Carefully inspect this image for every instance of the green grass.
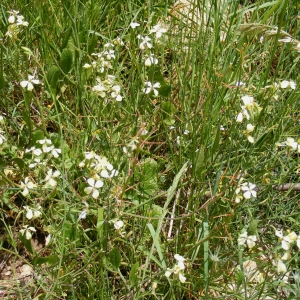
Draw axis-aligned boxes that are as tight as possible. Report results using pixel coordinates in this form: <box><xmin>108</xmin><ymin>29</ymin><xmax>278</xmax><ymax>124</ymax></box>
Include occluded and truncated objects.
<box><xmin>0</xmin><ymin>0</ymin><xmax>300</xmax><ymax>299</ymax></box>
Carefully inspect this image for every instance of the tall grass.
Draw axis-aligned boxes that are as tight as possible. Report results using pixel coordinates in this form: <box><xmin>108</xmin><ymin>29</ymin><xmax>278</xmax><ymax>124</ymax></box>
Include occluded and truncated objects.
<box><xmin>0</xmin><ymin>0</ymin><xmax>300</xmax><ymax>299</ymax></box>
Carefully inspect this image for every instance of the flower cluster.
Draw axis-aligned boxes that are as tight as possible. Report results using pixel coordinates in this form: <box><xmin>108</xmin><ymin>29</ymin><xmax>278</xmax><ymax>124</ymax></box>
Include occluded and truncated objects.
<box><xmin>165</xmin><ymin>254</ymin><xmax>187</xmax><ymax>283</ymax></box>
<box><xmin>276</xmin><ymin>137</ymin><xmax>300</xmax><ymax>156</ymax></box>
<box><xmin>132</xmin><ymin>22</ymin><xmax>167</xmax><ymax>96</ymax></box>
<box><xmin>91</xmin><ymin>76</ymin><xmax>122</xmax><ymax>101</ymax></box>
<box><xmin>25</xmin><ymin>138</ymin><xmax>61</xmax><ymax>168</ymax></box>
<box><xmin>6</xmin><ymin>10</ymin><xmax>28</xmax><ymax>40</ymax></box>
<box><xmin>84</xmin><ymin>43</ymin><xmax>123</xmax><ymax>102</ymax></box>
<box><xmin>236</xmin><ymin>95</ymin><xmax>262</xmax><ymax>144</ymax></box>
<box><xmin>79</xmin><ymin>151</ymin><xmax>118</xmax><ymax>199</ymax></box>
<box><xmin>275</xmin><ymin>229</ymin><xmax>300</xmax><ymax>273</ymax></box>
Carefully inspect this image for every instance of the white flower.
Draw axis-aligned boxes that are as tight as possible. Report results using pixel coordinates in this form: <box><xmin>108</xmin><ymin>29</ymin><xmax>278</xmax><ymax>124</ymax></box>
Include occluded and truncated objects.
<box><xmin>45</xmin><ymin>169</ymin><xmax>61</xmax><ymax>187</ymax></box>
<box><xmin>20</xmin><ymin>177</ymin><xmax>37</xmax><ymax>196</ymax></box>
<box><xmin>296</xmin><ymin>235</ymin><xmax>300</xmax><ymax>249</ymax></box>
<box><xmin>241</xmin><ymin>95</ymin><xmax>255</xmax><ymax>109</ymax></box>
<box><xmin>280</xmin><ymin>80</ymin><xmax>296</xmax><ymax>89</ymax></box>
<box><xmin>143</xmin><ymin>82</ymin><xmax>160</xmax><ymax>96</ymax></box>
<box><xmin>103</xmin><ymin>49</ymin><xmax>115</xmax><ymax>60</ymax></box>
<box><xmin>23</xmin><ymin>205</ymin><xmax>41</xmax><ymax>219</ymax></box>
<box><xmin>113</xmin><ymin>36</ymin><xmax>124</xmax><ymax>46</ymax></box>
<box><xmin>7</xmin><ymin>10</ymin><xmax>24</xmax><ymax>24</ymax></box>
<box><xmin>145</xmin><ymin>54</ymin><xmax>158</xmax><ymax>66</ymax></box>
<box><xmin>235</xmin><ymin>193</ymin><xmax>243</xmax><ymax>203</ymax></box>
<box><xmin>44</xmin><ymin>145</ymin><xmax>61</xmax><ymax>158</ymax></box>
<box><xmin>78</xmin><ymin>210</ymin><xmax>87</xmax><ymax>220</ymax></box>
<box><xmin>165</xmin><ymin>254</ymin><xmax>187</xmax><ymax>283</ymax></box>
<box><xmin>130</xmin><ymin>22</ymin><xmax>140</xmax><ymax>28</ymax></box>
<box><xmin>16</xmin><ymin>15</ymin><xmax>28</xmax><ymax>26</ymax></box>
<box><xmin>247</xmin><ymin>135</ymin><xmax>255</xmax><ymax>143</ymax></box>
<box><xmin>111</xmin><ymin>85</ymin><xmax>122</xmax><ymax>101</ymax></box>
<box><xmin>276</xmin><ymin>230</ymin><xmax>297</xmax><ymax>250</ymax></box>
<box><xmin>45</xmin><ymin>234</ymin><xmax>51</xmax><ymax>246</ymax></box>
<box><xmin>137</xmin><ymin>35</ymin><xmax>152</xmax><ymax>50</ymax></box>
<box><xmin>20</xmin><ymin>75</ymin><xmax>39</xmax><ymax>91</ymax></box>
<box><xmin>92</xmin><ymin>82</ymin><xmax>107</xmax><ymax>98</ymax></box>
<box><xmin>20</xmin><ymin>225</ymin><xmax>36</xmax><ymax>240</ymax></box>
<box><xmin>238</xmin><ymin>232</ymin><xmax>257</xmax><ymax>249</ymax></box>
<box><xmin>113</xmin><ymin>220</ymin><xmax>124</xmax><ymax>230</ymax></box>
<box><xmin>0</xmin><ymin>130</ymin><xmax>6</xmax><ymax>144</ymax></box>
<box><xmin>281</xmin><ymin>251</ymin><xmax>291</xmax><ymax>261</ymax></box>
<box><xmin>28</xmin><ymin>158</ymin><xmax>46</xmax><ymax>168</ymax></box>
<box><xmin>285</xmin><ymin>137</ymin><xmax>298</xmax><ymax>149</ymax></box>
<box><xmin>246</xmin><ymin>124</ymin><xmax>254</xmax><ymax>133</ymax></box>
<box><xmin>277</xmin><ymin>259</ymin><xmax>287</xmax><ymax>273</ymax></box>
<box><xmin>150</xmin><ymin>24</ymin><xmax>167</xmax><ymax>38</ymax></box>
<box><xmin>240</xmin><ymin>182</ymin><xmax>257</xmax><ymax>199</ymax></box>
<box><xmin>84</xmin><ymin>178</ymin><xmax>103</xmax><ymax>199</ymax></box>
<box><xmin>38</xmin><ymin>138</ymin><xmax>52</xmax><ymax>145</ymax></box>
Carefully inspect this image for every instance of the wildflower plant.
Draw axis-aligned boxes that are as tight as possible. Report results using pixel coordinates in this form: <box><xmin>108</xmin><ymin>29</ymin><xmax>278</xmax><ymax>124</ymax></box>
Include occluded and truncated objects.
<box><xmin>1</xmin><ymin>1</ymin><xmax>300</xmax><ymax>299</ymax></box>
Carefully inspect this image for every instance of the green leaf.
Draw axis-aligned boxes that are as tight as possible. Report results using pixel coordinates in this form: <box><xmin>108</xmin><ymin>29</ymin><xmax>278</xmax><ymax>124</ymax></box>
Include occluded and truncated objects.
<box><xmin>167</xmin><ymin>162</ymin><xmax>189</xmax><ymax>202</ymax></box>
<box><xmin>18</xmin><ymin>233</ymin><xmax>36</xmax><ymax>255</ymax></box>
<box><xmin>60</xmin><ymin>48</ymin><xmax>73</xmax><ymax>74</ymax></box>
<box><xmin>140</xmin><ymin>158</ymin><xmax>158</xmax><ymax>197</ymax></box>
<box><xmin>88</xmin><ymin>36</ymin><xmax>98</xmax><ymax>55</ymax></box>
<box><xmin>161</xmin><ymin>101</ymin><xmax>175</xmax><ymax>125</ymax></box>
<box><xmin>97</xmin><ymin>207</ymin><xmax>104</xmax><ymax>248</ymax></box>
<box><xmin>159</xmin><ymin>84</ymin><xmax>171</xmax><ymax>97</ymax></box>
<box><xmin>33</xmin><ymin>255</ymin><xmax>58</xmax><ymax>265</ymax></box>
<box><xmin>109</xmin><ymin>248</ymin><xmax>121</xmax><ymax>270</ymax></box>
<box><xmin>194</xmin><ymin>145</ymin><xmax>205</xmax><ymax>179</ymax></box>
<box><xmin>148</xmin><ymin>66</ymin><xmax>171</xmax><ymax>97</ymax></box>
<box><xmin>46</xmin><ymin>65</ymin><xmax>60</xmax><ymax>90</ymax></box>
<box><xmin>12</xmin><ymin>158</ymin><xmax>25</xmax><ymax>173</ymax></box>
<box><xmin>0</xmin><ymin>72</ymin><xmax>5</xmax><ymax>90</ymax></box>
<box><xmin>21</xmin><ymin>111</ymin><xmax>32</xmax><ymax>130</ymax></box>
<box><xmin>31</xmin><ymin>130</ymin><xmax>45</xmax><ymax>145</ymax></box>
<box><xmin>248</xmin><ymin>219</ymin><xmax>259</xmax><ymax>236</ymax></box>
<box><xmin>129</xmin><ymin>262</ymin><xmax>139</xmax><ymax>286</ymax></box>
<box><xmin>236</xmin><ymin>270</ymin><xmax>244</xmax><ymax>288</ymax></box>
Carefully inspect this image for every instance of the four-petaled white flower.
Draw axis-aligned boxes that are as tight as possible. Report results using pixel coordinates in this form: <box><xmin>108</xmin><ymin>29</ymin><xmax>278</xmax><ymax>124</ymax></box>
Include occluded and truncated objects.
<box><xmin>150</xmin><ymin>24</ymin><xmax>167</xmax><ymax>38</ymax></box>
<box><xmin>84</xmin><ymin>178</ymin><xmax>104</xmax><ymax>199</ymax></box>
<box><xmin>275</xmin><ymin>229</ymin><xmax>297</xmax><ymax>250</ymax></box>
<box><xmin>145</xmin><ymin>54</ymin><xmax>158</xmax><ymax>66</ymax></box>
<box><xmin>143</xmin><ymin>81</ymin><xmax>160</xmax><ymax>96</ymax></box>
<box><xmin>20</xmin><ymin>225</ymin><xmax>36</xmax><ymax>240</ymax></box>
<box><xmin>238</xmin><ymin>232</ymin><xmax>257</xmax><ymax>249</ymax></box>
<box><xmin>20</xmin><ymin>177</ymin><xmax>37</xmax><ymax>196</ymax></box>
<box><xmin>137</xmin><ymin>35</ymin><xmax>152</xmax><ymax>50</ymax></box>
<box><xmin>240</xmin><ymin>182</ymin><xmax>257</xmax><ymax>199</ymax></box>
<box><xmin>45</xmin><ymin>169</ymin><xmax>61</xmax><ymax>187</ymax></box>
<box><xmin>20</xmin><ymin>75</ymin><xmax>39</xmax><ymax>91</ymax></box>
<box><xmin>165</xmin><ymin>254</ymin><xmax>187</xmax><ymax>283</ymax></box>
